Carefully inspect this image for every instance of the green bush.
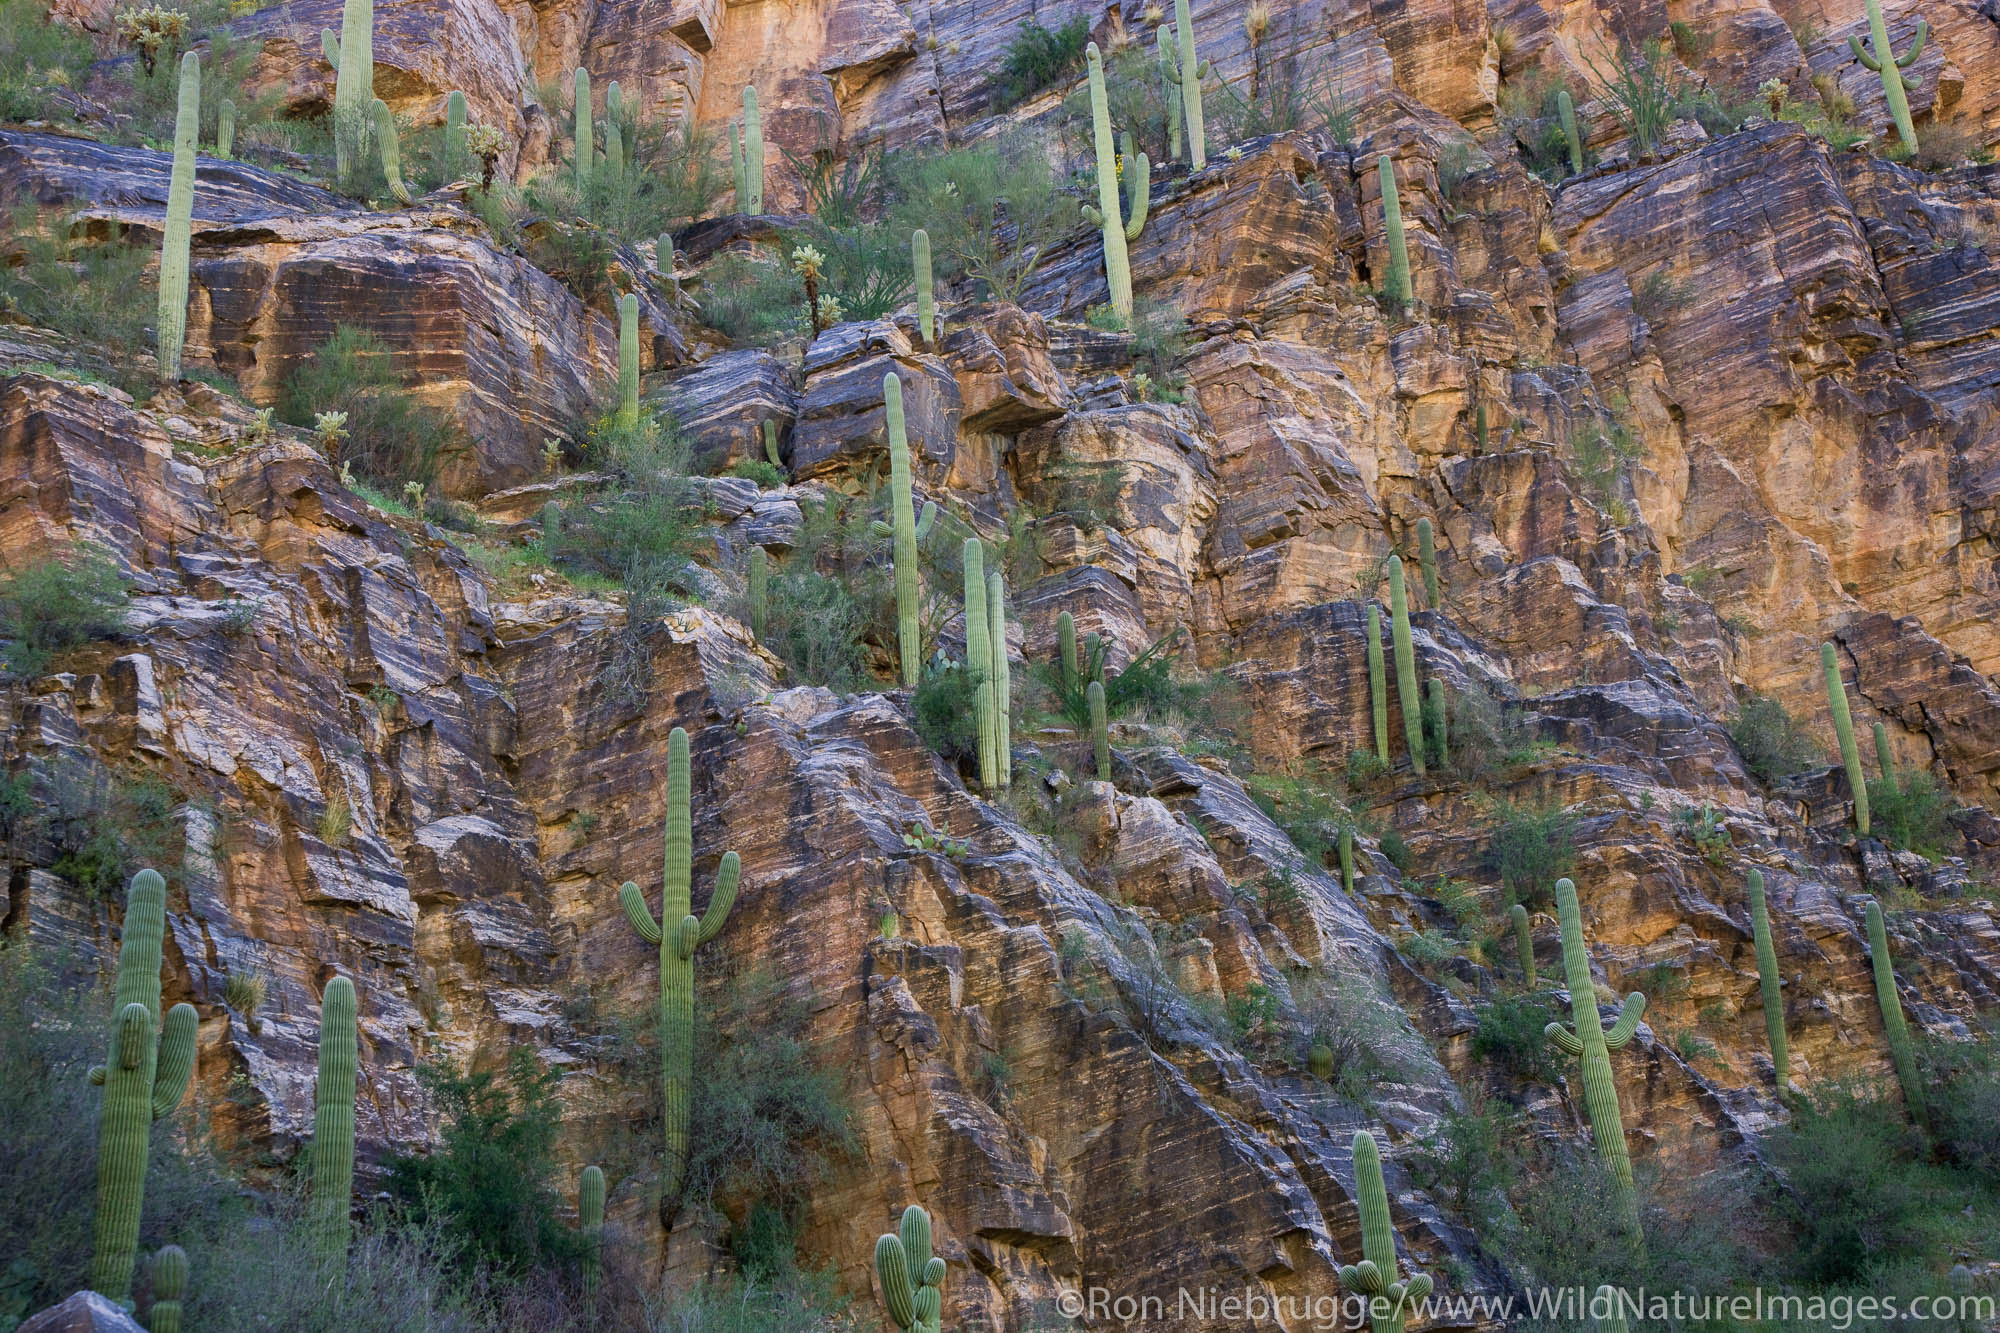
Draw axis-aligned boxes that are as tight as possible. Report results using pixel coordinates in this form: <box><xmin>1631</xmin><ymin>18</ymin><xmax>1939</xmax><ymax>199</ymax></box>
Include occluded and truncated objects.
<box><xmin>911</xmin><ymin>661</ymin><xmax>983</xmax><ymax>763</ymax></box>
<box><xmin>1868</xmin><ymin>771</ymin><xmax>1956</xmax><ymax>859</ymax></box>
<box><xmin>0</xmin><ymin>0</ymin><xmax>93</xmax><ymax>121</ymax></box>
<box><xmin>1730</xmin><ymin>692</ymin><xmax>1820</xmax><ymax>785</ymax></box>
<box><xmin>1583</xmin><ymin>37</ymin><xmax>1694</xmax><ymax>157</ymax></box>
<box><xmin>886</xmin><ymin>138</ymin><xmax>1072</xmax><ymax>305</ymax></box>
<box><xmin>1409</xmin><ymin>1096</ymin><xmax>1519</xmax><ymax>1227</ymax></box>
<box><xmin>1289</xmin><ymin>970</ymin><xmax>1424</xmax><ymax>1103</ymax></box>
<box><xmin>43</xmin><ymin>759</ymin><xmax>184</xmax><ymax>899</ymax></box>
<box><xmin>1244</xmin><ymin>769</ymin><xmax>1349</xmax><ymax>863</ymax></box>
<box><xmin>0</xmin><ymin>545</ymin><xmax>129</xmax><ymax>678</ymax></box>
<box><xmin>1029</xmin><ymin>626</ymin><xmax>1186</xmax><ymax>732</ymax></box>
<box><xmin>651</xmin><ymin>1275</ymin><xmax>851</xmax><ymax>1333</ymax></box>
<box><xmin>1472</xmin><ymin>992</ymin><xmax>1565</xmax><ymax>1083</ymax></box>
<box><xmin>0</xmin><ymin>211</ymin><xmax>156</xmax><ymax>392</ymax></box>
<box><xmin>696</xmin><ymin>254</ymin><xmax>805</xmax><ymax>346</ymax></box>
<box><xmin>1767</xmin><ymin>1083</ymin><xmax>1945</xmax><ymax>1286</ymax></box>
<box><xmin>1924</xmin><ymin>1030</ymin><xmax>2000</xmax><ymax>1181</ymax></box>
<box><xmin>994</xmin><ymin>17</ymin><xmax>1089</xmax><ymax>107</ymax></box>
<box><xmin>757</xmin><ymin>563</ymin><xmax>872</xmax><ymax>692</ymax></box>
<box><xmin>726</xmin><ymin>459</ymin><xmax>786</xmax><ymax>488</ymax></box>
<box><xmin>1486</xmin><ymin>798</ymin><xmax>1576</xmax><ymax>908</ymax></box>
<box><xmin>280</xmin><ymin>326</ymin><xmax>457</xmax><ymax>485</ymax></box>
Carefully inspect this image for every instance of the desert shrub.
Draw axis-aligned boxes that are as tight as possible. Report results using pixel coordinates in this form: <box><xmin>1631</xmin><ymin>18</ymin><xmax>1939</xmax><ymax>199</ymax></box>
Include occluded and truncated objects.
<box><xmin>1583</xmin><ymin>37</ymin><xmax>1694</xmax><ymax>157</ymax></box>
<box><xmin>0</xmin><ymin>0</ymin><xmax>93</xmax><ymax>121</ymax></box>
<box><xmin>38</xmin><ymin>757</ymin><xmax>184</xmax><ymax>899</ymax></box>
<box><xmin>1291</xmin><ymin>969</ymin><xmax>1424</xmax><ymax>1102</ymax></box>
<box><xmin>1045</xmin><ymin>461</ymin><xmax>1124</xmax><ymax>532</ymax></box>
<box><xmin>1730</xmin><ymin>692</ymin><xmax>1820</xmax><ymax>784</ymax></box>
<box><xmin>1567</xmin><ymin>412</ymin><xmax>1642</xmax><ymax>520</ymax></box>
<box><xmin>1064</xmin><ymin>41</ymin><xmax>1174</xmax><ymax>163</ymax></box>
<box><xmin>886</xmin><ymin>139</ymin><xmax>1071</xmax><ymax>304</ymax></box>
<box><xmin>545</xmin><ymin>414</ymin><xmax>703</xmax><ymax>608</ymax></box>
<box><xmin>1675</xmin><ymin>801</ymin><xmax>1732</xmax><ymax>865</ymax></box>
<box><xmin>280</xmin><ymin>326</ymin><xmax>457</xmax><ymax>485</ymax></box>
<box><xmin>1923</xmin><ymin>1030</ymin><xmax>2000</xmax><ymax>1181</ymax></box>
<box><xmin>1409</xmin><ymin>1095</ymin><xmax>1519</xmax><ymax>1227</ymax></box>
<box><xmin>1029</xmin><ymin>627</ymin><xmax>1187</xmax><ymax>732</ymax></box>
<box><xmin>757</xmin><ymin>561</ymin><xmax>872</xmax><ymax>691</ymax></box>
<box><xmin>911</xmin><ymin>661</ymin><xmax>983</xmax><ymax>763</ymax></box>
<box><xmin>994</xmin><ymin>16</ymin><xmax>1088</xmax><ymax>107</ymax></box>
<box><xmin>0</xmin><ymin>545</ymin><xmax>130</xmax><ymax>678</ymax></box>
<box><xmin>1472</xmin><ymin>991</ymin><xmax>1565</xmax><ymax>1083</ymax></box>
<box><xmin>1766</xmin><ymin>1083</ymin><xmax>1946</xmax><ymax>1286</ymax></box>
<box><xmin>1486</xmin><ymin>798</ymin><xmax>1576</xmax><ymax>908</ymax></box>
<box><xmin>1210</xmin><ymin>35</ymin><xmax>1355</xmax><ymax>143</ymax></box>
<box><xmin>1868</xmin><ymin>771</ymin><xmax>1956</xmax><ymax>859</ymax></box>
<box><xmin>0</xmin><ymin>212</ymin><xmax>156</xmax><ymax>391</ymax></box>
<box><xmin>1498</xmin><ymin>66</ymin><xmax>1592</xmax><ymax>182</ymax></box>
<box><xmin>726</xmin><ymin>459</ymin><xmax>785</xmax><ymax>487</ymax></box>
<box><xmin>1244</xmin><ymin>768</ymin><xmax>1350</xmax><ymax>864</ymax></box>
<box><xmin>781</xmin><ymin>122</ymin><xmax>908</xmax><ymax>323</ymax></box>
<box><xmin>648</xmin><ymin>1275</ymin><xmax>851</xmax><ymax>1333</ymax></box>
<box><xmin>696</xmin><ymin>254</ymin><xmax>805</xmax><ymax>346</ymax></box>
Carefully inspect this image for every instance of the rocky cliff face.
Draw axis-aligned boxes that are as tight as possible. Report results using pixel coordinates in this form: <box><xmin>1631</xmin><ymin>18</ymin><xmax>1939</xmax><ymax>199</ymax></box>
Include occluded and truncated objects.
<box><xmin>7</xmin><ymin>0</ymin><xmax>2000</xmax><ymax>1325</ymax></box>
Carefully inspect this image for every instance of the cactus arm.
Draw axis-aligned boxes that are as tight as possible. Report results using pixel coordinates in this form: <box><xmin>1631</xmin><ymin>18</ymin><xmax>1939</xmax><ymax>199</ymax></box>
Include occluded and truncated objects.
<box><xmin>1849</xmin><ymin>33</ymin><xmax>1883</xmax><ymax>69</ymax></box>
<box><xmin>914</xmin><ymin>501</ymin><xmax>937</xmax><ymax>540</ymax></box>
<box><xmin>1157</xmin><ymin>27</ymin><xmax>1184</xmax><ymax>161</ymax></box>
<box><xmin>1873</xmin><ymin>722</ymin><xmax>1896</xmax><ymax>785</ymax></box>
<box><xmin>322</xmin><ymin>29</ymin><xmax>339</xmax><ymax>63</ymax></box>
<box><xmin>1124</xmin><ymin>153</ymin><xmax>1150</xmax><ymax>241</ymax></box>
<box><xmin>1081</xmin><ymin>204</ymin><xmax>1105</xmax><ymax>227</ymax></box>
<box><xmin>1546</xmin><ymin>1021</ymin><xmax>1585</xmax><ymax>1057</ymax></box>
<box><xmin>876</xmin><ymin>1232</ymin><xmax>918</xmax><ymax>1328</ymax></box>
<box><xmin>372</xmin><ymin>98</ymin><xmax>413</xmax><ymax>204</ymax></box>
<box><xmin>619</xmin><ymin>880</ymin><xmax>664</xmax><ymax>944</ymax></box>
<box><xmin>150</xmin><ymin>1002</ymin><xmax>198</xmax><ymax>1119</ymax></box>
<box><xmin>676</xmin><ymin>914</ymin><xmax>700</xmax><ymax>960</ymax></box>
<box><xmin>731</xmin><ymin>123</ymin><xmax>745</xmax><ymax>207</ymax></box>
<box><xmin>1513</xmin><ymin>902</ymin><xmax>1536</xmax><ymax>985</ymax></box>
<box><xmin>694</xmin><ymin>851</ymin><xmax>739</xmax><ymax>947</ymax></box>
<box><xmin>1898</xmin><ymin>18</ymin><xmax>1927</xmax><ymax>66</ymax></box>
<box><xmin>963</xmin><ymin>540</ymin><xmax>995</xmax><ymax>787</ymax></box>
<box><xmin>1602</xmin><ymin>992</ymin><xmax>1647</xmax><ymax>1050</ymax></box>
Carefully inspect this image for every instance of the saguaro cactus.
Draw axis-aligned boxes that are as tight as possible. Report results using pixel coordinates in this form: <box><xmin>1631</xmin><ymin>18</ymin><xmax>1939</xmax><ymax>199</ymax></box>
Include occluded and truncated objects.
<box><xmin>1746</xmin><ymin>868</ymin><xmax>1788</xmax><ymax>1085</ymax></box>
<box><xmin>1558</xmin><ymin>89</ymin><xmax>1583</xmax><ymax>175</ymax></box>
<box><xmin>1874</xmin><ymin>722</ymin><xmax>1896</xmax><ymax>787</ymax></box>
<box><xmin>309</xmin><ymin>975</ymin><xmax>357</xmax><ymax>1267</ymax></box>
<box><xmin>1865</xmin><ymin>900</ymin><xmax>1926</xmax><ymax>1127</ymax></box>
<box><xmin>1366</xmin><ymin>604</ymin><xmax>1390</xmax><ymax>764</ymax></box>
<box><xmin>578</xmin><ymin>1165</ymin><xmax>605</xmax><ymax>1295</ymax></box>
<box><xmin>1378</xmin><ymin>155</ymin><xmax>1411</xmax><ymax>311</ymax></box>
<box><xmin>217</xmin><ymin>96</ymin><xmax>235</xmax><ymax>158</ymax></box>
<box><xmin>89</xmin><ymin>869</ymin><xmax>198</xmax><ymax>1304</ymax></box>
<box><xmin>603</xmin><ymin>82</ymin><xmax>625</xmax><ymax>179</ymax></box>
<box><xmin>323</xmin><ymin>0</ymin><xmax>373</xmax><ymax>191</ymax></box>
<box><xmin>1169</xmin><ymin>0</ymin><xmax>1208</xmax><ymax>169</ymax></box>
<box><xmin>1822</xmin><ymin>642</ymin><xmax>1870</xmax><ymax>836</ymax></box>
<box><xmin>1337</xmin><ymin>1130</ymin><xmax>1434</xmax><ymax>1333</ymax></box>
<box><xmin>372</xmin><ymin>98</ymin><xmax>412</xmax><ymax>204</ymax></box>
<box><xmin>572</xmin><ymin>68</ymin><xmax>593</xmax><ymax>192</ymax></box>
<box><xmin>1849</xmin><ymin>0</ymin><xmax>1925</xmax><ymax>153</ymax></box>
<box><xmin>157</xmin><ymin>51</ymin><xmax>198</xmax><ymax>384</ymax></box>
<box><xmin>1058</xmin><ymin>611</ymin><xmax>1081</xmax><ymax>695</ymax></box>
<box><xmin>732</xmin><ymin>86</ymin><xmax>763</xmax><ymax>214</ymax></box>
<box><xmin>987</xmin><ymin>567</ymin><xmax>1011</xmax><ymax>788</ymax></box>
<box><xmin>1544</xmin><ymin>877</ymin><xmax>1646</xmax><ymax>1240</ymax></box>
<box><xmin>762</xmin><ymin>419</ymin><xmax>782</xmax><ymax>468</ymax></box>
<box><xmin>1513</xmin><ymin>902</ymin><xmax>1535</xmax><ymax>986</ymax></box>
<box><xmin>1594</xmin><ymin>1284</ymin><xmax>1629</xmax><ymax>1333</ymax></box>
<box><xmin>964</xmin><ymin>540</ymin><xmax>998</xmax><ymax>789</ymax></box>
<box><xmin>1089</xmin><ymin>678</ymin><xmax>1110</xmax><ymax>780</ymax></box>
<box><xmin>887</xmin><ymin>374</ymin><xmax>922</xmax><ymax>686</ymax></box>
<box><xmin>1339</xmin><ymin>825</ymin><xmax>1355</xmax><ymax>894</ymax></box>
<box><xmin>1476</xmin><ymin>401</ymin><xmax>1488</xmax><ymax>452</ymax></box>
<box><xmin>747</xmin><ymin>546</ymin><xmax>768</xmax><ymax>643</ymax></box>
<box><xmin>1416</xmin><ymin>518</ymin><xmax>1439</xmax><ymax>607</ymax></box>
<box><xmin>1424</xmin><ymin>678</ymin><xmax>1449</xmax><ymax>768</ymax></box>
<box><xmin>1081</xmin><ymin>44</ymin><xmax>1149</xmax><ymax>322</ymax></box>
<box><xmin>1388</xmin><ymin>556</ymin><xmax>1425</xmax><ymax>776</ymax></box>
<box><xmin>617</xmin><ymin>293</ymin><xmax>640</xmax><ymax>423</ymax></box>
<box><xmin>1155</xmin><ymin>26</ymin><xmax>1185</xmax><ymax>161</ymax></box>
<box><xmin>620</xmin><ymin>728</ymin><xmax>740</xmax><ymax>1208</ymax></box>
<box><xmin>442</xmin><ymin>89</ymin><xmax>466</xmax><ymax>180</ymax></box>
<box><xmin>148</xmin><ymin>1245</ymin><xmax>186</xmax><ymax>1333</ymax></box>
<box><xmin>874</xmin><ymin>1204</ymin><xmax>946</xmax><ymax>1333</ymax></box>
<box><xmin>913</xmin><ymin>230</ymin><xmax>935</xmax><ymax>346</ymax></box>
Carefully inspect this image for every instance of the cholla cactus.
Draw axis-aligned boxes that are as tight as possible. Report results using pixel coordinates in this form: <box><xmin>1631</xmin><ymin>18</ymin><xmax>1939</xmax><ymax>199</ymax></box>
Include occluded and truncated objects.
<box><xmin>464</xmin><ymin>123</ymin><xmax>504</xmax><ymax>192</ymax></box>
<box><xmin>1757</xmin><ymin>77</ymin><xmax>1788</xmax><ymax>115</ymax></box>
<box><xmin>313</xmin><ymin>411</ymin><xmax>349</xmax><ymax>455</ymax></box>
<box><xmin>540</xmin><ymin>438</ymin><xmax>563</xmax><ymax>474</ymax></box>
<box><xmin>244</xmin><ymin>407</ymin><xmax>275</xmax><ymax>444</ymax></box>
<box><xmin>115</xmin><ymin>6</ymin><xmax>187</xmax><ymax>76</ymax></box>
<box><xmin>792</xmin><ymin>245</ymin><xmax>830</xmax><ymax>335</ymax></box>
<box><xmin>402</xmin><ymin>480</ymin><xmax>426</xmax><ymax>511</ymax></box>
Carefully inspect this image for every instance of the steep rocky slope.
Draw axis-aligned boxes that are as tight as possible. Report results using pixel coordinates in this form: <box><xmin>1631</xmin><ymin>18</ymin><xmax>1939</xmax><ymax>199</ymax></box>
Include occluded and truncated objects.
<box><xmin>7</xmin><ymin>0</ymin><xmax>2000</xmax><ymax>1326</ymax></box>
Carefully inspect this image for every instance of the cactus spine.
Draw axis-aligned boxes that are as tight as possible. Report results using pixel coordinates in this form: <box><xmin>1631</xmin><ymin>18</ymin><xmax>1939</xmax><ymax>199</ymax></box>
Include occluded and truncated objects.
<box><xmin>1058</xmin><ymin>611</ymin><xmax>1080</xmax><ymax>695</ymax></box>
<box><xmin>1416</xmin><ymin>518</ymin><xmax>1439</xmax><ymax>607</ymax></box>
<box><xmin>1874</xmin><ymin>722</ymin><xmax>1896</xmax><ymax>786</ymax></box>
<box><xmin>1544</xmin><ymin>877</ymin><xmax>1646</xmax><ymax>1240</ymax></box>
<box><xmin>148</xmin><ymin>1245</ymin><xmax>186</xmax><ymax>1333</ymax></box>
<box><xmin>88</xmin><ymin>869</ymin><xmax>198</xmax><ymax>1304</ymax></box>
<box><xmin>1367</xmin><ymin>605</ymin><xmax>1389</xmax><ymax>764</ymax></box>
<box><xmin>572</xmin><ymin>68</ymin><xmax>592</xmax><ymax>192</ymax></box>
<box><xmin>442</xmin><ymin>89</ymin><xmax>465</xmax><ymax>180</ymax></box>
<box><xmin>157</xmin><ymin>51</ymin><xmax>198</xmax><ymax>384</ymax></box>
<box><xmin>1388</xmin><ymin>556</ymin><xmax>1424</xmax><ymax>776</ymax></box>
<box><xmin>617</xmin><ymin>292</ymin><xmax>640</xmax><ymax>423</ymax></box>
<box><xmin>1865</xmin><ymin>900</ymin><xmax>1926</xmax><ymax>1127</ymax></box>
<box><xmin>886</xmin><ymin>373</ymin><xmax>922</xmax><ymax>686</ymax></box>
<box><xmin>912</xmin><ymin>230</ymin><xmax>935</xmax><ymax>347</ymax></box>
<box><xmin>1156</xmin><ymin>26</ymin><xmax>1184</xmax><ymax>161</ymax></box>
<box><xmin>1089</xmin><ymin>678</ymin><xmax>1110</xmax><ymax>780</ymax></box>
<box><xmin>748</xmin><ymin>546</ymin><xmax>768</xmax><ymax>643</ymax></box>
<box><xmin>217</xmin><ymin>96</ymin><xmax>235</xmax><ymax>158</ymax></box>
<box><xmin>732</xmin><ymin>86</ymin><xmax>763</xmax><ymax>214</ymax></box>
<box><xmin>323</xmin><ymin>0</ymin><xmax>373</xmax><ymax>192</ymax></box>
<box><xmin>619</xmin><ymin>728</ymin><xmax>740</xmax><ymax>1208</ymax></box>
<box><xmin>874</xmin><ymin>1204</ymin><xmax>946</xmax><ymax>1332</ymax></box>
<box><xmin>1337</xmin><ymin>1130</ymin><xmax>1434</xmax><ymax>1333</ymax></box>
<box><xmin>1513</xmin><ymin>902</ymin><xmax>1535</xmax><ymax>986</ymax></box>
<box><xmin>603</xmin><ymin>82</ymin><xmax>625</xmax><ymax>179</ymax></box>
<box><xmin>1170</xmin><ymin>0</ymin><xmax>1208</xmax><ymax>169</ymax></box>
<box><xmin>987</xmin><ymin>567</ymin><xmax>1011</xmax><ymax>787</ymax></box>
<box><xmin>1849</xmin><ymin>0</ymin><xmax>1925</xmax><ymax>153</ymax></box>
<box><xmin>1081</xmin><ymin>44</ymin><xmax>1148</xmax><ymax>322</ymax></box>
<box><xmin>372</xmin><ymin>98</ymin><xmax>412</xmax><ymax>204</ymax></box>
<box><xmin>309</xmin><ymin>975</ymin><xmax>357</xmax><ymax>1267</ymax></box>
<box><xmin>1339</xmin><ymin>825</ymin><xmax>1355</xmax><ymax>894</ymax></box>
<box><xmin>578</xmin><ymin>1164</ymin><xmax>605</xmax><ymax>1295</ymax></box>
<box><xmin>1746</xmin><ymin>868</ymin><xmax>1788</xmax><ymax>1085</ymax></box>
<box><xmin>1558</xmin><ymin>89</ymin><xmax>1583</xmax><ymax>175</ymax></box>
<box><xmin>1378</xmin><ymin>155</ymin><xmax>1411</xmax><ymax>312</ymax></box>
<box><xmin>964</xmin><ymin>540</ymin><xmax>998</xmax><ymax>788</ymax></box>
<box><xmin>1822</xmin><ymin>642</ymin><xmax>1871</xmax><ymax>836</ymax></box>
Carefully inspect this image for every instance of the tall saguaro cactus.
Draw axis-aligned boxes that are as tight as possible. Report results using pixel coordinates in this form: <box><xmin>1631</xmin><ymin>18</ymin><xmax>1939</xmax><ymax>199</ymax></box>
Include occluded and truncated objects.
<box><xmin>322</xmin><ymin>0</ymin><xmax>373</xmax><ymax>191</ymax></box>
<box><xmin>1558</xmin><ymin>89</ymin><xmax>1583</xmax><ymax>175</ymax></box>
<box><xmin>1874</xmin><ymin>722</ymin><xmax>1897</xmax><ymax>787</ymax></box>
<box><xmin>157</xmin><ymin>51</ymin><xmax>198</xmax><ymax>384</ymax></box>
<box><xmin>309</xmin><ymin>975</ymin><xmax>358</xmax><ymax>1267</ymax></box>
<box><xmin>372</xmin><ymin>98</ymin><xmax>412</xmax><ymax>204</ymax></box>
<box><xmin>572</xmin><ymin>67</ymin><xmax>593</xmax><ymax>192</ymax></box>
<box><xmin>987</xmin><ymin>567</ymin><xmax>1011</xmax><ymax>787</ymax></box>
<box><xmin>1378</xmin><ymin>155</ymin><xmax>1411</xmax><ymax>311</ymax></box>
<box><xmin>1081</xmin><ymin>43</ymin><xmax>1149</xmax><ymax>322</ymax></box>
<box><xmin>620</xmin><ymin>728</ymin><xmax>741</xmax><ymax>1207</ymax></box>
<box><xmin>148</xmin><ymin>1246</ymin><xmax>187</xmax><ymax>1333</ymax></box>
<box><xmin>442</xmin><ymin>89</ymin><xmax>466</xmax><ymax>180</ymax></box>
<box><xmin>1746</xmin><ymin>868</ymin><xmax>1789</xmax><ymax>1085</ymax></box>
<box><xmin>617</xmin><ymin>292</ymin><xmax>640</xmax><ymax>424</ymax></box>
<box><xmin>1169</xmin><ymin>0</ymin><xmax>1208</xmax><ymax>169</ymax></box>
<box><xmin>874</xmin><ymin>1204</ymin><xmax>946</xmax><ymax>1333</ymax></box>
<box><xmin>1594</xmin><ymin>1285</ymin><xmax>1630</xmax><ymax>1333</ymax></box>
<box><xmin>732</xmin><ymin>86</ymin><xmax>763</xmax><ymax>214</ymax></box>
<box><xmin>217</xmin><ymin>96</ymin><xmax>235</xmax><ymax>158</ymax></box>
<box><xmin>748</xmin><ymin>545</ymin><xmax>768</xmax><ymax>643</ymax></box>
<box><xmin>964</xmin><ymin>540</ymin><xmax>998</xmax><ymax>789</ymax></box>
<box><xmin>1388</xmin><ymin>556</ymin><xmax>1425</xmax><ymax>776</ymax></box>
<box><xmin>1822</xmin><ymin>642</ymin><xmax>1871</xmax><ymax>836</ymax></box>
<box><xmin>912</xmin><ymin>230</ymin><xmax>935</xmax><ymax>346</ymax></box>
<box><xmin>1089</xmin><ymin>678</ymin><xmax>1111</xmax><ymax>780</ymax></box>
<box><xmin>578</xmin><ymin>1165</ymin><xmax>605</xmax><ymax>1295</ymax></box>
<box><xmin>1865</xmin><ymin>900</ymin><xmax>1926</xmax><ymax>1127</ymax></box>
<box><xmin>1849</xmin><ymin>0</ymin><xmax>1925</xmax><ymax>153</ymax></box>
<box><xmin>603</xmin><ymin>82</ymin><xmax>625</xmax><ymax>179</ymax></box>
<box><xmin>1339</xmin><ymin>825</ymin><xmax>1355</xmax><ymax>894</ymax></box>
<box><xmin>1155</xmin><ymin>27</ymin><xmax>1185</xmax><ymax>161</ymax></box>
<box><xmin>1058</xmin><ymin>611</ymin><xmax>1080</xmax><ymax>695</ymax></box>
<box><xmin>1544</xmin><ymin>877</ymin><xmax>1647</xmax><ymax>1240</ymax></box>
<box><xmin>1513</xmin><ymin>902</ymin><xmax>1536</xmax><ymax>986</ymax></box>
<box><xmin>1367</xmin><ymin>605</ymin><xmax>1389</xmax><ymax>764</ymax></box>
<box><xmin>886</xmin><ymin>374</ymin><xmax>922</xmax><ymax>685</ymax></box>
<box><xmin>1337</xmin><ymin>1131</ymin><xmax>1434</xmax><ymax>1333</ymax></box>
<box><xmin>89</xmin><ymin>869</ymin><xmax>198</xmax><ymax>1304</ymax></box>
<box><xmin>1416</xmin><ymin>518</ymin><xmax>1439</xmax><ymax>607</ymax></box>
